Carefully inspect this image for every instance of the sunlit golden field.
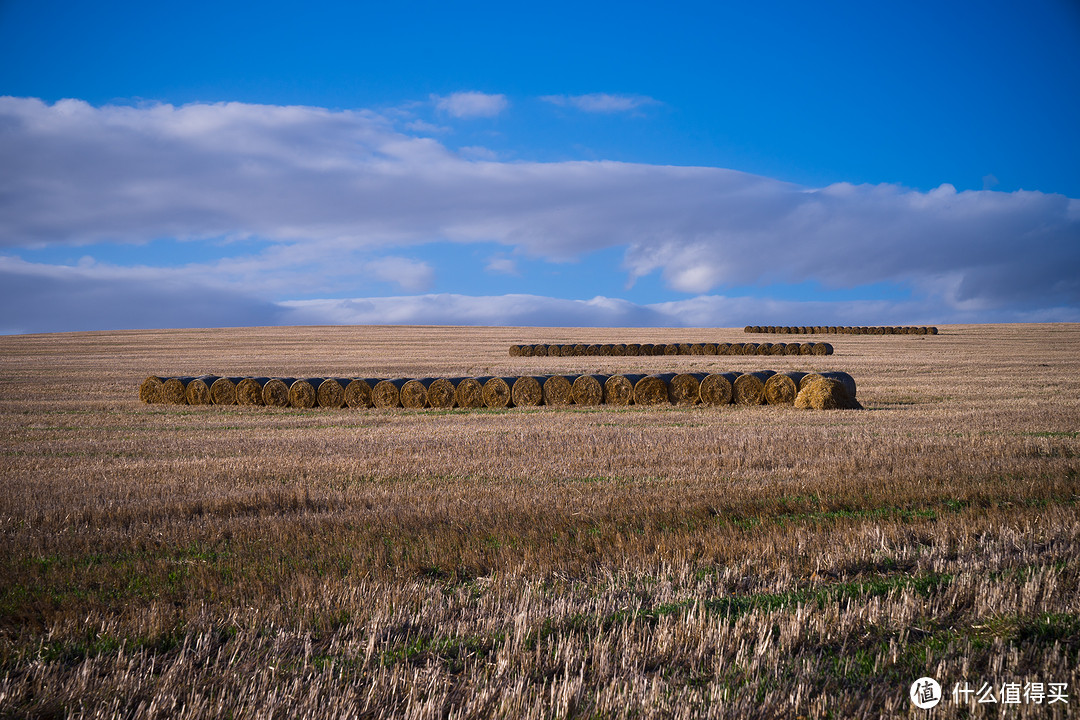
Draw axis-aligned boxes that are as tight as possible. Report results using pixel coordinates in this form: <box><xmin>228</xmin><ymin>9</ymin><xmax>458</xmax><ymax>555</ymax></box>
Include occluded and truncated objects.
<box><xmin>1</xmin><ymin>324</ymin><xmax>1078</xmax><ymax>718</ymax></box>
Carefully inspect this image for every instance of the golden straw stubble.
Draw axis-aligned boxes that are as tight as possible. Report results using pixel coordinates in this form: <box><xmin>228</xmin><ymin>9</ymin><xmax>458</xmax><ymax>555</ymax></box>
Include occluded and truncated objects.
<box><xmin>733</xmin><ymin>371</ymin><xmax>776</xmax><ymax>405</ymax></box>
<box><xmin>210</xmin><ymin>377</ymin><xmax>246</xmax><ymax>406</ymax></box>
<box><xmin>511</xmin><ymin>376</ymin><xmax>545</xmax><ymax>407</ymax></box>
<box><xmin>542</xmin><ymin>375</ymin><xmax>574</xmax><ymax>406</ymax></box>
<box><xmin>316</xmin><ymin>378</ymin><xmax>350</xmax><ymax>409</ymax></box>
<box><xmin>400</xmin><ymin>378</ymin><xmax>435</xmax><ymax>409</ymax></box>
<box><xmin>763</xmin><ymin>371</ymin><xmax>807</xmax><ymax>406</ymax></box>
<box><xmin>185</xmin><ymin>376</ymin><xmax>220</xmax><ymax>405</ymax></box>
<box><xmin>236</xmin><ymin>378</ymin><xmax>269</xmax><ymax>406</ymax></box>
<box><xmin>699</xmin><ymin>372</ymin><xmax>738</xmax><ymax>406</ymax></box>
<box><xmin>482</xmin><ymin>377</ymin><xmax>516</xmax><ymax>408</ymax></box>
<box><xmin>571</xmin><ymin>375</ymin><xmax>607</xmax><ymax>406</ymax></box>
<box><xmin>138</xmin><ymin>375</ymin><xmax>164</xmax><ymax>403</ymax></box>
<box><xmin>261</xmin><ymin>378</ymin><xmax>294</xmax><ymax>408</ymax></box>
<box><xmin>455</xmin><ymin>377</ymin><xmax>487</xmax><ymax>409</ymax></box>
<box><xmin>633</xmin><ymin>375</ymin><xmax>669</xmax><ymax>406</ymax></box>
<box><xmin>426</xmin><ymin>378</ymin><xmax>459</xmax><ymax>409</ymax></box>
<box><xmin>344</xmin><ymin>378</ymin><xmax>379</xmax><ymax>409</ymax></box>
<box><xmin>372</xmin><ymin>379</ymin><xmax>409</xmax><ymax>409</ymax></box>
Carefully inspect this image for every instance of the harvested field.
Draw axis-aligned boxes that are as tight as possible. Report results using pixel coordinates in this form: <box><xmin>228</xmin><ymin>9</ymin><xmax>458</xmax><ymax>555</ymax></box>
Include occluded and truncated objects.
<box><xmin>1</xmin><ymin>324</ymin><xmax>1078</xmax><ymax>719</ymax></box>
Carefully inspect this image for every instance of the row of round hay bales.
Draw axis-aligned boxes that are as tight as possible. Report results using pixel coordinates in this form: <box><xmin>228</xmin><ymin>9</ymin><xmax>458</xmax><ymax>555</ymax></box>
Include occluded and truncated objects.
<box><xmin>139</xmin><ymin>371</ymin><xmax>860</xmax><ymax>410</ymax></box>
<box><xmin>743</xmin><ymin>325</ymin><xmax>937</xmax><ymax>335</ymax></box>
<box><xmin>509</xmin><ymin>341</ymin><xmax>833</xmax><ymax>357</ymax></box>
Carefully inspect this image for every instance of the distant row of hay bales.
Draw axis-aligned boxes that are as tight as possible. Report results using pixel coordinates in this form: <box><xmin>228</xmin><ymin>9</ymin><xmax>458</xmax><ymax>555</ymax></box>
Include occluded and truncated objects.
<box><xmin>139</xmin><ymin>371</ymin><xmax>860</xmax><ymax>410</ymax></box>
<box><xmin>509</xmin><ymin>341</ymin><xmax>833</xmax><ymax>357</ymax></box>
<box><xmin>743</xmin><ymin>326</ymin><xmax>937</xmax><ymax>335</ymax></box>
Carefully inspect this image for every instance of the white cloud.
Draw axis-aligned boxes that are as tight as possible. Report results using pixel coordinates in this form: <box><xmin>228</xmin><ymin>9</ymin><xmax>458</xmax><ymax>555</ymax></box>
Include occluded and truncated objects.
<box><xmin>0</xmin><ymin>96</ymin><xmax>1078</xmax><ymax>328</ymax></box>
<box><xmin>484</xmin><ymin>255</ymin><xmax>518</xmax><ymax>275</ymax></box>
<box><xmin>432</xmin><ymin>91</ymin><xmax>508</xmax><ymax>118</ymax></box>
<box><xmin>366</xmin><ymin>256</ymin><xmax>435</xmax><ymax>292</ymax></box>
<box><xmin>3</xmin><ymin>253</ymin><xmax>1077</xmax><ymax>335</ymax></box>
<box><xmin>541</xmin><ymin>93</ymin><xmax>659</xmax><ymax>113</ymax></box>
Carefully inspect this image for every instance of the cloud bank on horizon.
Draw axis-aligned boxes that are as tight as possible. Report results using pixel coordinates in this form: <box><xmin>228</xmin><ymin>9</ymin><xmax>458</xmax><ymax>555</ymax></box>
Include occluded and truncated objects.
<box><xmin>1</xmin><ymin>96</ymin><xmax>1078</xmax><ymax>334</ymax></box>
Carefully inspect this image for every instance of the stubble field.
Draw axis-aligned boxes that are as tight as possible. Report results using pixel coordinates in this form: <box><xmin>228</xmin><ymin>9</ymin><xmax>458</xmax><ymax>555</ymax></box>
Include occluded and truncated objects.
<box><xmin>0</xmin><ymin>324</ymin><xmax>1078</xmax><ymax>718</ymax></box>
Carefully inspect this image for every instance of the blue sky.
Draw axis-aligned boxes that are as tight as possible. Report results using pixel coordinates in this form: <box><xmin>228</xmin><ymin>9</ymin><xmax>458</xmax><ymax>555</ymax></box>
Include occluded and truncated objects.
<box><xmin>1</xmin><ymin>0</ymin><xmax>1078</xmax><ymax>333</ymax></box>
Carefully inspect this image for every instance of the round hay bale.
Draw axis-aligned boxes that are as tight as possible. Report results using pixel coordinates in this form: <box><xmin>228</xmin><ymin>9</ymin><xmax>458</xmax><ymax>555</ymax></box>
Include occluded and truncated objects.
<box><xmin>690</xmin><ymin>343</ymin><xmax>707</xmax><ymax>355</ymax></box>
<box><xmin>482</xmin><ymin>377</ymin><xmax>516</xmax><ymax>408</ymax></box>
<box><xmin>741</xmin><ymin>343</ymin><xmax>758</xmax><ymax>355</ymax></box>
<box><xmin>262</xmin><ymin>378</ymin><xmax>295</xmax><ymax>408</ymax></box>
<box><xmin>289</xmin><ymin>378</ymin><xmax>323</xmax><ymax>409</ymax></box>
<box><xmin>161</xmin><ymin>377</ymin><xmax>194</xmax><ymax>405</ymax></box>
<box><xmin>598</xmin><ymin>344</ymin><xmax>614</xmax><ymax>356</ymax></box>
<box><xmin>700</xmin><ymin>342</ymin><xmax>718</xmax><ymax>355</ymax></box>
<box><xmin>400</xmin><ymin>378</ymin><xmax>436</xmax><ymax>409</ymax></box>
<box><xmin>783</xmin><ymin>343</ymin><xmax>801</xmax><ymax>356</ymax></box>
<box><xmin>767</xmin><ymin>342</ymin><xmax>786</xmax><ymax>355</ymax></box>
<box><xmin>624</xmin><ymin>343</ymin><xmax>641</xmax><ymax>356</ymax></box>
<box><xmin>798</xmin><ymin>371</ymin><xmax>857</xmax><ymax>399</ymax></box>
<box><xmin>427</xmin><ymin>378</ymin><xmax>459</xmax><ymax>409</ymax></box>
<box><xmin>812</xmin><ymin>342</ymin><xmax>833</xmax><ymax>356</ymax></box>
<box><xmin>210</xmin><ymin>377</ymin><xmax>246</xmax><ymax>406</ymax></box>
<box><xmin>733</xmin><ymin>371</ymin><xmax>775</xmax><ymax>406</ymax></box>
<box><xmin>699</xmin><ymin>372</ymin><xmax>737</xmax><ymax>406</ymax></box>
<box><xmin>571</xmin><ymin>374</ymin><xmax>606</xmax><ymax>406</ymax></box>
<box><xmin>532</xmin><ymin>344</ymin><xmax>549</xmax><ymax>357</ymax></box>
<box><xmin>715</xmin><ymin>342</ymin><xmax>731</xmax><ymax>355</ymax></box>
<box><xmin>639</xmin><ymin>343</ymin><xmax>655</xmax><ymax>356</ymax></box>
<box><xmin>572</xmin><ymin>344</ymin><xmax>587</xmax><ymax>356</ymax></box>
<box><xmin>185</xmin><ymin>376</ymin><xmax>220</xmax><ymax>406</ymax></box>
<box><xmin>586</xmin><ymin>344</ymin><xmax>601</xmax><ymax>355</ymax></box>
<box><xmin>755</xmin><ymin>342</ymin><xmax>772</xmax><ymax>355</ymax></box>
<box><xmin>542</xmin><ymin>375</ymin><xmax>574</xmax><ymax>406</ymax></box>
<box><xmin>455</xmin><ymin>377</ymin><xmax>488</xmax><ymax>409</ymax></box>
<box><xmin>372</xmin><ymin>379</ymin><xmax>409</xmax><ymax>409</ymax></box>
<box><xmin>316</xmin><ymin>378</ymin><xmax>350</xmax><ymax>409</ymax></box>
<box><xmin>633</xmin><ymin>375</ymin><xmax>670</xmax><ymax>406</ymax></box>
<box><xmin>763</xmin><ymin>371</ymin><xmax>807</xmax><ymax>406</ymax></box>
<box><xmin>509</xmin><ymin>345</ymin><xmax>523</xmax><ymax>357</ymax></box>
<box><xmin>744</xmin><ymin>326</ymin><xmax>753</xmax><ymax>333</ymax></box>
<box><xmin>798</xmin><ymin>342</ymin><xmax>814</xmax><ymax>355</ymax></box>
<box><xmin>661</xmin><ymin>372</ymin><xmax>705</xmax><ymax>406</ymax></box>
<box><xmin>795</xmin><ymin>378</ymin><xmax>862</xmax><ymax>410</ymax></box>
<box><xmin>139</xmin><ymin>375</ymin><xmax>164</xmax><ymax>403</ymax></box>
<box><xmin>677</xmin><ymin>343</ymin><xmax>692</xmax><ymax>355</ymax></box>
<box><xmin>235</xmin><ymin>378</ymin><xmax>268</xmax><ymax>406</ymax></box>
<box><xmin>344</xmin><ymin>378</ymin><xmax>379</xmax><ymax>409</ymax></box>
<box><xmin>929</xmin><ymin>327</ymin><xmax>938</xmax><ymax>335</ymax></box>
<box><xmin>512</xmin><ymin>376</ymin><xmax>545</xmax><ymax>407</ymax></box>
<box><xmin>821</xmin><ymin>371</ymin><xmax>857</xmax><ymax>398</ymax></box>
<box><xmin>611</xmin><ymin>344</ymin><xmax>626</xmax><ymax>356</ymax></box>
<box><xmin>663</xmin><ymin>343</ymin><xmax>679</xmax><ymax>355</ymax></box>
<box><xmin>604</xmin><ymin>373</ymin><xmax>645</xmax><ymax>406</ymax></box>
<box><xmin>518</xmin><ymin>344</ymin><xmax>535</xmax><ymax>357</ymax></box>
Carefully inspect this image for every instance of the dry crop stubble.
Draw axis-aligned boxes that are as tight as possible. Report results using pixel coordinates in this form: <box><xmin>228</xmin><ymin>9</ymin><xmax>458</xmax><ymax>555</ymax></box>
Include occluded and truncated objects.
<box><xmin>0</xmin><ymin>325</ymin><xmax>1078</xmax><ymax>719</ymax></box>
